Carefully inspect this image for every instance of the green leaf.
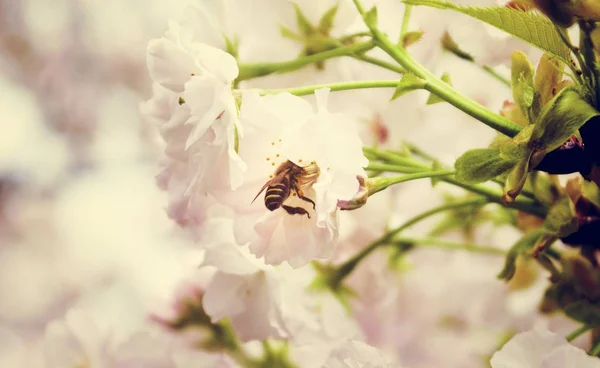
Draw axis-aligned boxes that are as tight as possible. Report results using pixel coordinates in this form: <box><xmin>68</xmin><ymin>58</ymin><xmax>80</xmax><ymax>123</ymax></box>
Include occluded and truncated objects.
<box><xmin>426</xmin><ymin>73</ymin><xmax>451</xmax><ymax>105</ymax></box>
<box><xmin>454</xmin><ymin>148</ymin><xmax>518</xmax><ymax>184</ymax></box>
<box><xmin>564</xmin><ymin>300</ymin><xmax>600</xmax><ymax>326</ymax></box>
<box><xmin>530</xmin><ymin>88</ymin><xmax>600</xmax><ymax>154</ymax></box>
<box><xmin>402</xmin><ymin>30</ymin><xmax>424</xmax><ymax>47</ymax></box>
<box><xmin>318</xmin><ymin>4</ymin><xmax>339</xmax><ymax>33</ymax></box>
<box><xmin>441</xmin><ymin>31</ymin><xmax>474</xmax><ymax>61</ymax></box>
<box><xmin>401</xmin><ymin>0</ymin><xmax>572</xmax><ymax>65</ymax></box>
<box><xmin>541</xmin><ymin>195</ymin><xmax>578</xmax><ymax>238</ymax></box>
<box><xmin>292</xmin><ymin>3</ymin><xmax>315</xmax><ymax>35</ymax></box>
<box><xmin>534</xmin><ymin>53</ymin><xmax>564</xmax><ymax>106</ymax></box>
<box><xmin>279</xmin><ymin>25</ymin><xmax>302</xmax><ymax>41</ymax></box>
<box><xmin>498</xmin><ymin>230</ymin><xmax>543</xmax><ymax>281</ymax></box>
<box><xmin>503</xmin><ymin>148</ymin><xmax>534</xmax><ymax>203</ymax></box>
<box><xmin>583</xmin><ymin>180</ymin><xmax>600</xmax><ymax>209</ymax></box>
<box><xmin>391</xmin><ymin>73</ymin><xmax>425</xmax><ymax>101</ymax></box>
<box><xmin>364</xmin><ymin>6</ymin><xmax>378</xmax><ymax>28</ymax></box>
<box><xmin>511</xmin><ymin>51</ymin><xmax>536</xmax><ymax>117</ymax></box>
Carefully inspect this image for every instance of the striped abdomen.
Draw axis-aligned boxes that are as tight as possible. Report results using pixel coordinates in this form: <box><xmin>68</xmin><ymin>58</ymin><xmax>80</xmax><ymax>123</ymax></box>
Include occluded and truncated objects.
<box><xmin>264</xmin><ymin>175</ymin><xmax>292</xmax><ymax>211</ymax></box>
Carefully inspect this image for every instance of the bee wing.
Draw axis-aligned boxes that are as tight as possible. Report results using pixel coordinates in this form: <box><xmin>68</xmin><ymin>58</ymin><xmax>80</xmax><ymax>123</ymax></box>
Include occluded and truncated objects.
<box><xmin>250</xmin><ymin>168</ymin><xmax>291</xmax><ymax>204</ymax></box>
<box><xmin>251</xmin><ymin>180</ymin><xmax>273</xmax><ymax>204</ymax></box>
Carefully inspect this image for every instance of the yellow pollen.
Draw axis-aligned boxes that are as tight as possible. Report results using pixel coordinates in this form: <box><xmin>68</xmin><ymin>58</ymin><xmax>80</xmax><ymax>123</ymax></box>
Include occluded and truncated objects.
<box><xmin>276</xmin><ymin>153</ymin><xmax>280</xmax><ymax>157</ymax></box>
<box><xmin>271</xmin><ymin>162</ymin><xmax>275</xmax><ymax>166</ymax></box>
<box><xmin>266</xmin><ymin>157</ymin><xmax>270</xmax><ymax>161</ymax></box>
<box><xmin>271</xmin><ymin>142</ymin><xmax>275</xmax><ymax>146</ymax></box>
<box><xmin>278</xmin><ymin>138</ymin><xmax>282</xmax><ymax>142</ymax></box>
<box><xmin>190</xmin><ymin>72</ymin><xmax>195</xmax><ymax>76</ymax></box>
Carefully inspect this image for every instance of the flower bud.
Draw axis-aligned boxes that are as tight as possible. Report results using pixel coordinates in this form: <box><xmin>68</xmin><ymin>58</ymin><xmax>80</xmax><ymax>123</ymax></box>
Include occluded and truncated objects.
<box><xmin>337</xmin><ymin>176</ymin><xmax>369</xmax><ymax>211</ymax></box>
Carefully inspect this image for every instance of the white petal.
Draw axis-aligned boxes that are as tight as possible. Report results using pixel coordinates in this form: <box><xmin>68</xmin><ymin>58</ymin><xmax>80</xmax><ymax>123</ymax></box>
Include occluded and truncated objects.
<box><xmin>490</xmin><ymin>328</ymin><xmax>568</xmax><ymax>368</ymax></box>
<box><xmin>183</xmin><ymin>76</ymin><xmax>229</xmax><ymax>149</ymax></box>
<box><xmin>201</xmin><ymin>243</ymin><xmax>262</xmax><ymax>275</ymax></box>
<box><xmin>203</xmin><ymin>272</ymin><xmax>251</xmax><ymax>321</ymax></box>
<box><xmin>147</xmin><ymin>38</ymin><xmax>197</xmax><ymax>92</ymax></box>
<box><xmin>44</xmin><ymin>321</ymin><xmax>88</xmax><ymax>368</ymax></box>
<box><xmin>314</xmin><ymin>87</ymin><xmax>330</xmax><ymax>113</ymax></box>
<box><xmin>230</xmin><ymin>270</ymin><xmax>287</xmax><ymax>340</ymax></box>
<box><xmin>541</xmin><ymin>345</ymin><xmax>600</xmax><ymax>368</ymax></box>
<box><xmin>193</xmin><ymin>43</ymin><xmax>239</xmax><ymax>82</ymax></box>
<box><xmin>251</xmin><ymin>210</ymin><xmax>333</xmax><ymax>267</ymax></box>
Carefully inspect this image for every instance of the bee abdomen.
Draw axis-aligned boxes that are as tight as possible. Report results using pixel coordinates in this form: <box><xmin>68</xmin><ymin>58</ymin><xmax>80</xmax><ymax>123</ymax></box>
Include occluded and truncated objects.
<box><xmin>265</xmin><ymin>183</ymin><xmax>289</xmax><ymax>211</ymax></box>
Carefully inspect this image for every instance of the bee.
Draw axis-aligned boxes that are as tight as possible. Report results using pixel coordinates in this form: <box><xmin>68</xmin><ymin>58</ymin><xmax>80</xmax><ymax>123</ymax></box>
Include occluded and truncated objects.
<box><xmin>251</xmin><ymin>160</ymin><xmax>319</xmax><ymax>218</ymax></box>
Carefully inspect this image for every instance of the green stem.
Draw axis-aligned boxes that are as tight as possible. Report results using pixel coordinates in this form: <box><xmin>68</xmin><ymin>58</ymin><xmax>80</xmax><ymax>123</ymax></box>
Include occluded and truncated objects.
<box><xmin>445</xmin><ymin>177</ymin><xmax>546</xmax><ymax>218</ymax></box>
<box><xmin>352</xmin><ymin>0</ymin><xmax>521</xmax><ymax>137</ymax></box>
<box><xmin>214</xmin><ymin>322</ymin><xmax>260</xmax><ymax>368</ymax></box>
<box><xmin>353</xmin><ymin>54</ymin><xmax>406</xmax><ymax>74</ymax></box>
<box><xmin>579</xmin><ymin>21</ymin><xmax>599</xmax><ymax>105</ymax></box>
<box><xmin>391</xmin><ymin>236</ymin><xmax>505</xmax><ymax>255</ymax></box>
<box><xmin>331</xmin><ymin>198</ymin><xmax>488</xmax><ymax>286</ymax></box>
<box><xmin>482</xmin><ymin>65</ymin><xmax>511</xmax><ymax>87</ymax></box>
<box><xmin>555</xmin><ymin>26</ymin><xmax>585</xmax><ymax>85</ymax></box>
<box><xmin>236</xmin><ymin>40</ymin><xmax>375</xmax><ymax>81</ymax></box>
<box><xmin>566</xmin><ymin>324</ymin><xmax>593</xmax><ymax>342</ymax></box>
<box><xmin>399</xmin><ymin>5</ymin><xmax>413</xmax><ymax>44</ymax></box>
<box><xmin>364</xmin><ymin>147</ymin><xmax>544</xmax><ymax>214</ymax></box>
<box><xmin>338</xmin><ymin>31</ymin><xmax>371</xmax><ymax>43</ymax></box>
<box><xmin>369</xmin><ymin>169</ymin><xmax>455</xmax><ymax>195</ymax></box>
<box><xmin>258</xmin><ymin>79</ymin><xmax>400</xmax><ymax>97</ymax></box>
<box><xmin>365</xmin><ymin>163</ymin><xmax>425</xmax><ymax>173</ymax></box>
<box><xmin>590</xmin><ymin>340</ymin><xmax>600</xmax><ymax>356</ymax></box>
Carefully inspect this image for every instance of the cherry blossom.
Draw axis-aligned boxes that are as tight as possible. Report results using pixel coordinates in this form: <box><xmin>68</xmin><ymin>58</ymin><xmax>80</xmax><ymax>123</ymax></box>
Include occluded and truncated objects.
<box><xmin>212</xmin><ymin>89</ymin><xmax>367</xmax><ymax>267</ymax></box>
<box><xmin>491</xmin><ymin>328</ymin><xmax>600</xmax><ymax>368</ymax></box>
<box><xmin>145</xmin><ymin>16</ymin><xmax>246</xmax><ymax>199</ymax></box>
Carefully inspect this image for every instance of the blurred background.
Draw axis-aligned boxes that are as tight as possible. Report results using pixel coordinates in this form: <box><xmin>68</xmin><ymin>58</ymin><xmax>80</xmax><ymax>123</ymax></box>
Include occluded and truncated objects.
<box><xmin>0</xmin><ymin>0</ymin><xmax>205</xmax><ymax>342</ymax></box>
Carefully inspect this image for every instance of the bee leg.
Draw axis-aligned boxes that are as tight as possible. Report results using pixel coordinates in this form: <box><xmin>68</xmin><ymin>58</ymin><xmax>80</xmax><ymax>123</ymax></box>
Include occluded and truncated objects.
<box><xmin>282</xmin><ymin>205</ymin><xmax>311</xmax><ymax>218</ymax></box>
<box><xmin>295</xmin><ymin>188</ymin><xmax>316</xmax><ymax>210</ymax></box>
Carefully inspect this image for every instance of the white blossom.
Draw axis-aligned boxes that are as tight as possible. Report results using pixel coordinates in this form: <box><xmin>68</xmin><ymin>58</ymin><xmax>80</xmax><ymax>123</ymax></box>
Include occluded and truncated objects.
<box><xmin>491</xmin><ymin>328</ymin><xmax>600</xmax><ymax>368</ymax></box>
<box><xmin>214</xmin><ymin>89</ymin><xmax>367</xmax><ymax>267</ymax></box>
<box><xmin>145</xmin><ymin>17</ymin><xmax>246</xmax><ymax>200</ymax></box>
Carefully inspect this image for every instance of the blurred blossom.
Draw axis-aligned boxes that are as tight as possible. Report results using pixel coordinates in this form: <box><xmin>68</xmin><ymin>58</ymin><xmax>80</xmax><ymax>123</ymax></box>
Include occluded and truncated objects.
<box><xmin>0</xmin><ymin>76</ymin><xmax>70</xmax><ymax>189</ymax></box>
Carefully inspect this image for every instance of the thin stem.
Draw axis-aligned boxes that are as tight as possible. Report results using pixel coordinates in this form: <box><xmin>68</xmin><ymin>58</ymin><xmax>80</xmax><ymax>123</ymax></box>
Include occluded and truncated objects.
<box><xmin>444</xmin><ymin>177</ymin><xmax>546</xmax><ymax>218</ymax></box>
<box><xmin>353</xmin><ymin>54</ymin><xmax>406</xmax><ymax>74</ymax></box>
<box><xmin>482</xmin><ymin>65</ymin><xmax>511</xmax><ymax>87</ymax></box>
<box><xmin>353</xmin><ymin>0</ymin><xmax>521</xmax><ymax>137</ymax></box>
<box><xmin>236</xmin><ymin>40</ymin><xmax>375</xmax><ymax>81</ymax></box>
<box><xmin>590</xmin><ymin>340</ymin><xmax>600</xmax><ymax>356</ymax></box>
<box><xmin>566</xmin><ymin>324</ymin><xmax>593</xmax><ymax>342</ymax></box>
<box><xmin>338</xmin><ymin>31</ymin><xmax>371</xmax><ymax>43</ymax></box>
<box><xmin>258</xmin><ymin>79</ymin><xmax>400</xmax><ymax>97</ymax></box>
<box><xmin>369</xmin><ymin>170</ymin><xmax>455</xmax><ymax>195</ymax></box>
<box><xmin>402</xmin><ymin>141</ymin><xmax>438</xmax><ymax>162</ymax></box>
<box><xmin>391</xmin><ymin>236</ymin><xmax>505</xmax><ymax>255</ymax></box>
<box><xmin>555</xmin><ymin>26</ymin><xmax>585</xmax><ymax>85</ymax></box>
<box><xmin>579</xmin><ymin>21</ymin><xmax>599</xmax><ymax>106</ymax></box>
<box><xmin>364</xmin><ymin>146</ymin><xmax>541</xmax><ymax>206</ymax></box>
<box><xmin>365</xmin><ymin>163</ymin><xmax>422</xmax><ymax>173</ymax></box>
<box><xmin>399</xmin><ymin>5</ymin><xmax>413</xmax><ymax>44</ymax></box>
<box><xmin>352</xmin><ymin>0</ymin><xmax>366</xmax><ymax>14</ymax></box>
<box><xmin>331</xmin><ymin>198</ymin><xmax>488</xmax><ymax>286</ymax></box>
